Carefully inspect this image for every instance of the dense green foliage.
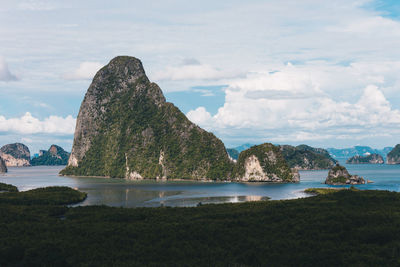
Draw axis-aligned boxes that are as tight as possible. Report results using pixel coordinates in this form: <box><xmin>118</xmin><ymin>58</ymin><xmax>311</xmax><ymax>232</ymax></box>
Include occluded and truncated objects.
<box><xmin>0</xmin><ymin>186</ymin><xmax>86</xmax><ymax>205</ymax></box>
<box><xmin>61</xmin><ymin>57</ymin><xmax>233</xmax><ymax>180</ymax></box>
<box><xmin>280</xmin><ymin>144</ymin><xmax>337</xmax><ymax>169</ymax></box>
<box><xmin>227</xmin><ymin>148</ymin><xmax>239</xmax><ymax>160</ymax></box>
<box><xmin>387</xmin><ymin>144</ymin><xmax>400</xmax><ymax>163</ymax></box>
<box><xmin>31</xmin><ymin>145</ymin><xmax>70</xmax><ymax>166</ymax></box>
<box><xmin>0</xmin><ymin>182</ymin><xmax>18</xmax><ymax>192</ymax></box>
<box><xmin>305</xmin><ymin>187</ymin><xmax>358</xmax><ymax>195</ymax></box>
<box><xmin>2</xmin><ymin>186</ymin><xmax>400</xmax><ymax>265</ymax></box>
<box><xmin>234</xmin><ymin>143</ymin><xmax>295</xmax><ymax>181</ymax></box>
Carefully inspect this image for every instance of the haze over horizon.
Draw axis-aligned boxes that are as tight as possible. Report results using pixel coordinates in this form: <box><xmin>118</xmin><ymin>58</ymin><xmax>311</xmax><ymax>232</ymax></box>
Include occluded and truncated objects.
<box><xmin>1</xmin><ymin>0</ymin><xmax>400</xmax><ymax>153</ymax></box>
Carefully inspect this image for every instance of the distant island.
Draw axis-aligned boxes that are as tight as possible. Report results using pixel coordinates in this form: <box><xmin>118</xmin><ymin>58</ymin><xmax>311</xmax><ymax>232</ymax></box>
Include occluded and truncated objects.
<box><xmin>327</xmin><ymin>146</ymin><xmax>393</xmax><ymax>159</ymax></box>
<box><xmin>279</xmin><ymin>144</ymin><xmax>336</xmax><ymax>170</ymax></box>
<box><xmin>346</xmin><ymin>153</ymin><xmax>384</xmax><ymax>164</ymax></box>
<box><xmin>0</xmin><ymin>143</ymin><xmax>31</xmax><ymax>167</ymax></box>
<box><xmin>31</xmin><ymin>145</ymin><xmax>70</xmax><ymax>166</ymax></box>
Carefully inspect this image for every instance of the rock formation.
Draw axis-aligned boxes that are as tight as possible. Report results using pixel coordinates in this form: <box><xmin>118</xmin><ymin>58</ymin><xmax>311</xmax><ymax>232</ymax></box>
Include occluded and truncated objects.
<box><xmin>279</xmin><ymin>144</ymin><xmax>337</xmax><ymax>170</ymax></box>
<box><xmin>0</xmin><ymin>143</ymin><xmax>31</xmax><ymax>167</ymax></box>
<box><xmin>61</xmin><ymin>56</ymin><xmax>233</xmax><ymax>180</ymax></box>
<box><xmin>0</xmin><ymin>157</ymin><xmax>7</xmax><ymax>173</ymax></box>
<box><xmin>346</xmin><ymin>153</ymin><xmax>384</xmax><ymax>164</ymax></box>
<box><xmin>325</xmin><ymin>164</ymin><xmax>365</xmax><ymax>185</ymax></box>
<box><xmin>233</xmin><ymin>143</ymin><xmax>299</xmax><ymax>182</ymax></box>
<box><xmin>387</xmin><ymin>144</ymin><xmax>400</xmax><ymax>164</ymax></box>
<box><xmin>31</xmin><ymin>145</ymin><xmax>70</xmax><ymax>166</ymax></box>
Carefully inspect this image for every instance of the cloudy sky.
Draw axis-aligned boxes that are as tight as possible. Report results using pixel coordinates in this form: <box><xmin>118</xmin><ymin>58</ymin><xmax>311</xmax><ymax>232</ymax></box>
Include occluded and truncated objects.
<box><xmin>1</xmin><ymin>0</ymin><xmax>400</xmax><ymax>153</ymax></box>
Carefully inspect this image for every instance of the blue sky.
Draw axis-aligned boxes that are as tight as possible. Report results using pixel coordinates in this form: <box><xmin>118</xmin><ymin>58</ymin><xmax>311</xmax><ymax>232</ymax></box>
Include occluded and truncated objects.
<box><xmin>1</xmin><ymin>0</ymin><xmax>400</xmax><ymax>153</ymax></box>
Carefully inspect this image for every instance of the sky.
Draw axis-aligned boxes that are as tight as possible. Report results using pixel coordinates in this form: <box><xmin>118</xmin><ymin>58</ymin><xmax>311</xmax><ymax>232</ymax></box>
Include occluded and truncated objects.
<box><xmin>1</xmin><ymin>0</ymin><xmax>400</xmax><ymax>153</ymax></box>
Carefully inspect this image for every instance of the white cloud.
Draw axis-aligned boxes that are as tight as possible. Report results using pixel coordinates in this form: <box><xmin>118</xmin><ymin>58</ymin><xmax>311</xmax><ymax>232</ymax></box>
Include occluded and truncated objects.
<box><xmin>63</xmin><ymin>61</ymin><xmax>103</xmax><ymax>80</ymax></box>
<box><xmin>187</xmin><ymin>107</ymin><xmax>213</xmax><ymax>127</ymax></box>
<box><xmin>0</xmin><ymin>112</ymin><xmax>76</xmax><ymax>134</ymax></box>
<box><xmin>0</xmin><ymin>57</ymin><xmax>18</xmax><ymax>81</ymax></box>
<box><xmin>186</xmin><ymin>62</ymin><xmax>400</xmax><ymax>145</ymax></box>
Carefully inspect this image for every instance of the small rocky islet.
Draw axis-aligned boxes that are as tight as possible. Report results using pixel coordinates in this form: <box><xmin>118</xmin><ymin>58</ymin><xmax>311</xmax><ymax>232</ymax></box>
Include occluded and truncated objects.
<box><xmin>325</xmin><ymin>164</ymin><xmax>365</xmax><ymax>185</ymax></box>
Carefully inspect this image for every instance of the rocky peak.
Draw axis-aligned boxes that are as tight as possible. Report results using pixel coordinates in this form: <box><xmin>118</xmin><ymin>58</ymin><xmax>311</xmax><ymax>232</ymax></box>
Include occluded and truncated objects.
<box><xmin>0</xmin><ymin>143</ymin><xmax>31</xmax><ymax>167</ymax></box>
<box><xmin>62</xmin><ymin>55</ymin><xmax>233</xmax><ymax>180</ymax></box>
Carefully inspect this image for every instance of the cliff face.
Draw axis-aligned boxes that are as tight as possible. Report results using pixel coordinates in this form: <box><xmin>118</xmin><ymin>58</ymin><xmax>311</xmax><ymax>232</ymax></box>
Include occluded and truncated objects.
<box><xmin>325</xmin><ymin>164</ymin><xmax>365</xmax><ymax>185</ymax></box>
<box><xmin>387</xmin><ymin>145</ymin><xmax>400</xmax><ymax>164</ymax></box>
<box><xmin>279</xmin><ymin>144</ymin><xmax>337</xmax><ymax>170</ymax></box>
<box><xmin>0</xmin><ymin>157</ymin><xmax>7</xmax><ymax>173</ymax></box>
<box><xmin>233</xmin><ymin>143</ymin><xmax>299</xmax><ymax>182</ymax></box>
<box><xmin>0</xmin><ymin>143</ymin><xmax>30</xmax><ymax>167</ymax></box>
<box><xmin>346</xmin><ymin>154</ymin><xmax>384</xmax><ymax>164</ymax></box>
<box><xmin>61</xmin><ymin>56</ymin><xmax>233</xmax><ymax>180</ymax></box>
<box><xmin>31</xmin><ymin>145</ymin><xmax>70</xmax><ymax>166</ymax></box>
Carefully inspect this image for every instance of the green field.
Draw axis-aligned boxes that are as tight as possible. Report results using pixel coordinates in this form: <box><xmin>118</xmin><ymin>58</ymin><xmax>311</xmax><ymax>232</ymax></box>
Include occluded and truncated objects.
<box><xmin>1</xmin><ymin>184</ymin><xmax>400</xmax><ymax>266</ymax></box>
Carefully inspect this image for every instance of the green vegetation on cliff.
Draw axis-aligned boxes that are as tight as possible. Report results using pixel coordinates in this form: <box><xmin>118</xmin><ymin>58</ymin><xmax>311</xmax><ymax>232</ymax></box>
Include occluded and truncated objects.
<box><xmin>31</xmin><ymin>145</ymin><xmax>70</xmax><ymax>166</ymax></box>
<box><xmin>387</xmin><ymin>144</ymin><xmax>400</xmax><ymax>164</ymax></box>
<box><xmin>1</xmin><ymin>184</ymin><xmax>400</xmax><ymax>265</ymax></box>
<box><xmin>61</xmin><ymin>57</ymin><xmax>233</xmax><ymax>180</ymax></box>
<box><xmin>280</xmin><ymin>144</ymin><xmax>337</xmax><ymax>170</ymax></box>
<box><xmin>234</xmin><ymin>143</ymin><xmax>297</xmax><ymax>182</ymax></box>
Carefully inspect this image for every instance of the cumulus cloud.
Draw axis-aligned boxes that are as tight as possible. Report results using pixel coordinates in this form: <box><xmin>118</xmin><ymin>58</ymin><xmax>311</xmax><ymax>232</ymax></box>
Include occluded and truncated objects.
<box><xmin>186</xmin><ymin>62</ymin><xmax>400</xmax><ymax>145</ymax></box>
<box><xmin>63</xmin><ymin>61</ymin><xmax>103</xmax><ymax>80</ymax></box>
<box><xmin>187</xmin><ymin>107</ymin><xmax>213</xmax><ymax>127</ymax></box>
<box><xmin>0</xmin><ymin>112</ymin><xmax>76</xmax><ymax>134</ymax></box>
<box><xmin>0</xmin><ymin>57</ymin><xmax>18</xmax><ymax>81</ymax></box>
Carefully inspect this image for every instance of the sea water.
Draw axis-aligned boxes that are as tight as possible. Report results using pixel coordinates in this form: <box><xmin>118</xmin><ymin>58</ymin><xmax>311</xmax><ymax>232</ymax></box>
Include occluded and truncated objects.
<box><xmin>0</xmin><ymin>161</ymin><xmax>399</xmax><ymax>207</ymax></box>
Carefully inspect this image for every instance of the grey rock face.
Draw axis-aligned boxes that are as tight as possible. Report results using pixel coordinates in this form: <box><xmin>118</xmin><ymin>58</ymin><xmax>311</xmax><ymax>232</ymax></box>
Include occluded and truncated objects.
<box><xmin>0</xmin><ymin>157</ymin><xmax>7</xmax><ymax>173</ymax></box>
<box><xmin>234</xmin><ymin>143</ymin><xmax>299</xmax><ymax>183</ymax></box>
<box><xmin>68</xmin><ymin>57</ymin><xmax>155</xmax><ymax>167</ymax></box>
<box><xmin>0</xmin><ymin>143</ymin><xmax>31</xmax><ymax>167</ymax></box>
<box><xmin>325</xmin><ymin>164</ymin><xmax>365</xmax><ymax>185</ymax></box>
<box><xmin>63</xmin><ymin>56</ymin><xmax>233</xmax><ymax>180</ymax></box>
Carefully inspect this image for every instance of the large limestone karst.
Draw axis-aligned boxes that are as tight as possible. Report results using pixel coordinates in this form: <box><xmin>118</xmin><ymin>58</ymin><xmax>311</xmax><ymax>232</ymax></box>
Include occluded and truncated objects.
<box><xmin>61</xmin><ymin>56</ymin><xmax>233</xmax><ymax>180</ymax></box>
<box><xmin>387</xmin><ymin>144</ymin><xmax>400</xmax><ymax>164</ymax></box>
<box><xmin>279</xmin><ymin>144</ymin><xmax>337</xmax><ymax>170</ymax></box>
<box><xmin>0</xmin><ymin>143</ymin><xmax>31</xmax><ymax>167</ymax></box>
<box><xmin>233</xmin><ymin>143</ymin><xmax>299</xmax><ymax>182</ymax></box>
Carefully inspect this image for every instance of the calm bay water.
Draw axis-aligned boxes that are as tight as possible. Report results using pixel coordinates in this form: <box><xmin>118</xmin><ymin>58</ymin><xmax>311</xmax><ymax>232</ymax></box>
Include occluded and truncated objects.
<box><xmin>1</xmin><ymin>161</ymin><xmax>400</xmax><ymax>207</ymax></box>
